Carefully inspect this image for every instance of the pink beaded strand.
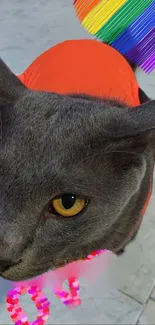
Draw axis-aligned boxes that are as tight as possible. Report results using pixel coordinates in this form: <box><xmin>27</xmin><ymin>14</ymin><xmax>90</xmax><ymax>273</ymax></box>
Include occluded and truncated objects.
<box><xmin>54</xmin><ymin>249</ymin><xmax>104</xmax><ymax>306</ymax></box>
<box><xmin>54</xmin><ymin>277</ymin><xmax>81</xmax><ymax>307</ymax></box>
<box><xmin>6</xmin><ymin>286</ymin><xmax>50</xmax><ymax>325</ymax></box>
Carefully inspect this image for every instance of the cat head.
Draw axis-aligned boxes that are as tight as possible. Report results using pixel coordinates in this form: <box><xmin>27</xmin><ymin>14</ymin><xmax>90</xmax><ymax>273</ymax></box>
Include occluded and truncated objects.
<box><xmin>0</xmin><ymin>58</ymin><xmax>155</xmax><ymax>281</ymax></box>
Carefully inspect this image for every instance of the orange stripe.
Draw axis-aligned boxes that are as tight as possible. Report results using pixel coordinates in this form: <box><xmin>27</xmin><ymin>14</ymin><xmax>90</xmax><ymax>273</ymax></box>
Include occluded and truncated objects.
<box><xmin>74</xmin><ymin>0</ymin><xmax>102</xmax><ymax>22</ymax></box>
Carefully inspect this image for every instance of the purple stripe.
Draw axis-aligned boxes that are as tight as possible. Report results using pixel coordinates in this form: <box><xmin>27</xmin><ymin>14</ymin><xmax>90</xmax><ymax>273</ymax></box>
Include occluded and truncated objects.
<box><xmin>141</xmin><ymin>54</ymin><xmax>155</xmax><ymax>73</ymax></box>
<box><xmin>127</xmin><ymin>27</ymin><xmax>155</xmax><ymax>65</ymax></box>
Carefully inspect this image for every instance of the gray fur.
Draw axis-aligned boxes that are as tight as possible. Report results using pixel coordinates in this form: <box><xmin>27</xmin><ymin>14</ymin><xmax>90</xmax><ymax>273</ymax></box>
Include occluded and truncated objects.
<box><xmin>0</xmin><ymin>58</ymin><xmax>155</xmax><ymax>281</ymax></box>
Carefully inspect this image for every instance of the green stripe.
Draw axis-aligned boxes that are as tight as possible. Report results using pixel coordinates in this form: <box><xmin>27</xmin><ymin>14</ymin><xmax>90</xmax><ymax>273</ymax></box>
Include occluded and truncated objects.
<box><xmin>95</xmin><ymin>0</ymin><xmax>153</xmax><ymax>43</ymax></box>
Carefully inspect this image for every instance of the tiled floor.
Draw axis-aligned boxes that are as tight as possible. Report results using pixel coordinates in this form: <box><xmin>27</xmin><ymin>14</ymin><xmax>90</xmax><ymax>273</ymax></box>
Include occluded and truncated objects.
<box><xmin>0</xmin><ymin>1</ymin><xmax>155</xmax><ymax>324</ymax></box>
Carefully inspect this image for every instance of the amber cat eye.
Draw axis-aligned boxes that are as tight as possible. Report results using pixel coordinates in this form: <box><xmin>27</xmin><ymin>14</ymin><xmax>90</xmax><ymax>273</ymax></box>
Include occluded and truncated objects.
<box><xmin>51</xmin><ymin>194</ymin><xmax>87</xmax><ymax>217</ymax></box>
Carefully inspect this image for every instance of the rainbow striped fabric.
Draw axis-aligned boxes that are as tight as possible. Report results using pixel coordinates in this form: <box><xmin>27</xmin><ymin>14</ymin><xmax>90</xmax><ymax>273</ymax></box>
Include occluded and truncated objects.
<box><xmin>73</xmin><ymin>0</ymin><xmax>155</xmax><ymax>74</ymax></box>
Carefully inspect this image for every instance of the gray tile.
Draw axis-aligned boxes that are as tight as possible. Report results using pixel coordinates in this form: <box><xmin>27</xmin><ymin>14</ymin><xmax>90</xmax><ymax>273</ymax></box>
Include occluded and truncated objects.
<box><xmin>92</xmin><ymin>291</ymin><xmax>142</xmax><ymax>325</ymax></box>
<box><xmin>119</xmin><ymin>194</ymin><xmax>155</xmax><ymax>304</ymax></box>
<box><xmin>151</xmin><ymin>287</ymin><xmax>155</xmax><ymax>301</ymax></box>
<box><xmin>0</xmin><ymin>278</ymin><xmax>13</xmax><ymax>303</ymax></box>
<box><xmin>138</xmin><ymin>313</ymin><xmax>151</xmax><ymax>325</ymax></box>
<box><xmin>138</xmin><ymin>300</ymin><xmax>155</xmax><ymax>325</ymax></box>
<box><xmin>136</xmin><ymin>69</ymin><xmax>155</xmax><ymax>99</ymax></box>
<box><xmin>0</xmin><ymin>0</ymin><xmax>90</xmax><ymax>74</ymax></box>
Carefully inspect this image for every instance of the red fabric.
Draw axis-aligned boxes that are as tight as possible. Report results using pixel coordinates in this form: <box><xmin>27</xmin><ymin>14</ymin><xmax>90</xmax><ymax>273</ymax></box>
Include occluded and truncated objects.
<box><xmin>18</xmin><ymin>39</ymin><xmax>140</xmax><ymax>107</ymax></box>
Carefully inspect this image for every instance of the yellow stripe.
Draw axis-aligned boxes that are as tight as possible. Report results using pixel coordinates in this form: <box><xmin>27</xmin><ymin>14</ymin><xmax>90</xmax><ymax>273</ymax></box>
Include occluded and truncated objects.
<box><xmin>82</xmin><ymin>0</ymin><xmax>127</xmax><ymax>33</ymax></box>
<box><xmin>82</xmin><ymin>0</ymin><xmax>127</xmax><ymax>34</ymax></box>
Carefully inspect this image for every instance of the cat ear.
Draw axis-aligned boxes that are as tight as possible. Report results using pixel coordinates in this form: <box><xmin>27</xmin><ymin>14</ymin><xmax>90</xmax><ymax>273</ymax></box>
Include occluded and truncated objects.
<box><xmin>0</xmin><ymin>58</ymin><xmax>26</xmax><ymax>103</ymax></box>
<box><xmin>110</xmin><ymin>100</ymin><xmax>155</xmax><ymax>138</ymax></box>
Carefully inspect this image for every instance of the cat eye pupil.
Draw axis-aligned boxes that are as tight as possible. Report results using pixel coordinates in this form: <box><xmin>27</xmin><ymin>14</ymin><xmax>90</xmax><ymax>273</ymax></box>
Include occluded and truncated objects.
<box><xmin>61</xmin><ymin>194</ymin><xmax>76</xmax><ymax>209</ymax></box>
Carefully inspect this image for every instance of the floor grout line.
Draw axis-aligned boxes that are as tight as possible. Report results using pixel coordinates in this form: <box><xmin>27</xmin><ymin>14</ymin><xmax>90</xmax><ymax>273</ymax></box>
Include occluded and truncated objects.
<box><xmin>118</xmin><ymin>289</ymin><xmax>144</xmax><ymax>306</ymax></box>
<box><xmin>136</xmin><ymin>308</ymin><xmax>145</xmax><ymax>325</ymax></box>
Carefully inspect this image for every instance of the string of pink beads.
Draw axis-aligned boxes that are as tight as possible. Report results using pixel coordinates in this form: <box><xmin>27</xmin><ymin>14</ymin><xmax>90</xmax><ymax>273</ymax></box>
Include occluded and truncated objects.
<box><xmin>6</xmin><ymin>286</ymin><xmax>50</xmax><ymax>325</ymax></box>
<box><xmin>54</xmin><ymin>250</ymin><xmax>103</xmax><ymax>307</ymax></box>
<box><xmin>54</xmin><ymin>277</ymin><xmax>81</xmax><ymax>307</ymax></box>
<box><xmin>6</xmin><ymin>250</ymin><xmax>104</xmax><ymax>325</ymax></box>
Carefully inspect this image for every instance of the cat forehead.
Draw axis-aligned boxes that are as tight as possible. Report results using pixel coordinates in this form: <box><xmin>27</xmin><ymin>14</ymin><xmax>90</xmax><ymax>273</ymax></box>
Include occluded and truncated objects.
<box><xmin>6</xmin><ymin>93</ymin><xmax>109</xmax><ymax>153</ymax></box>
<box><xmin>2</xmin><ymin>122</ymin><xmax>109</xmax><ymax>193</ymax></box>
<box><xmin>1</xmin><ymin>90</ymin><xmax>114</xmax><ymax>184</ymax></box>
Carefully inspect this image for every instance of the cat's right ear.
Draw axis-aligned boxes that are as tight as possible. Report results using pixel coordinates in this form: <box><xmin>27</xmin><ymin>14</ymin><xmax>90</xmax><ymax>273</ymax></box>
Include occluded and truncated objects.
<box><xmin>111</xmin><ymin>100</ymin><xmax>155</xmax><ymax>138</ymax></box>
<box><xmin>0</xmin><ymin>58</ymin><xmax>26</xmax><ymax>103</ymax></box>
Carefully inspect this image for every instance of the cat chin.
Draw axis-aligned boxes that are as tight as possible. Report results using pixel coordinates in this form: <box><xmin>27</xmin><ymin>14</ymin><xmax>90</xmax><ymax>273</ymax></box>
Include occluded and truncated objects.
<box><xmin>1</xmin><ymin>258</ymin><xmax>73</xmax><ymax>282</ymax></box>
<box><xmin>1</xmin><ymin>264</ymin><xmax>50</xmax><ymax>282</ymax></box>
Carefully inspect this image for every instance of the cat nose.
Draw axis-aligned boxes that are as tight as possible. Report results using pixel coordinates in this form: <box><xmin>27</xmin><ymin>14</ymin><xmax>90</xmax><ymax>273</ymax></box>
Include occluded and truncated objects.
<box><xmin>0</xmin><ymin>259</ymin><xmax>20</xmax><ymax>273</ymax></box>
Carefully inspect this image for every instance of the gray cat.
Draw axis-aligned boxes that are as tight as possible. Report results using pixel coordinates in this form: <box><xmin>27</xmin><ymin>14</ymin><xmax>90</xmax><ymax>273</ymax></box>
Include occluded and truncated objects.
<box><xmin>0</xmin><ymin>56</ymin><xmax>154</xmax><ymax>282</ymax></box>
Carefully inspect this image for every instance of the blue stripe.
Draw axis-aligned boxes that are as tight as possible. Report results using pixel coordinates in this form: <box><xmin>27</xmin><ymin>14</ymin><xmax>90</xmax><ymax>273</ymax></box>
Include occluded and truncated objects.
<box><xmin>111</xmin><ymin>1</ymin><xmax>154</xmax><ymax>54</ymax></box>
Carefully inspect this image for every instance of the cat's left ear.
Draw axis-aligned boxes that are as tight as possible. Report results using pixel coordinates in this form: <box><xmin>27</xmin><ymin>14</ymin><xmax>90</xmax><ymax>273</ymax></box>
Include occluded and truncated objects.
<box><xmin>0</xmin><ymin>58</ymin><xmax>27</xmax><ymax>139</ymax></box>
<box><xmin>0</xmin><ymin>58</ymin><xmax>26</xmax><ymax>103</ymax></box>
<box><xmin>111</xmin><ymin>100</ymin><xmax>155</xmax><ymax>138</ymax></box>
